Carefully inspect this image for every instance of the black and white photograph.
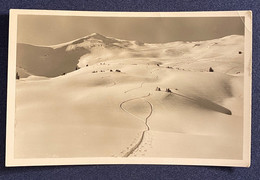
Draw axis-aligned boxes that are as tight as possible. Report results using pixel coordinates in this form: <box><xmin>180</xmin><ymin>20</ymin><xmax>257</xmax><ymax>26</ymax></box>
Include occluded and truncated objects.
<box><xmin>6</xmin><ymin>10</ymin><xmax>252</xmax><ymax>167</ymax></box>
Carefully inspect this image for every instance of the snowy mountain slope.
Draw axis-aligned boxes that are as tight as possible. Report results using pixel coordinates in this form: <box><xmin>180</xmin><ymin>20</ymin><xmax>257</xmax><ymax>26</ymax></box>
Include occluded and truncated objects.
<box><xmin>16</xmin><ymin>43</ymin><xmax>89</xmax><ymax>77</ymax></box>
<box><xmin>14</xmin><ymin>33</ymin><xmax>245</xmax><ymax>159</ymax></box>
<box><xmin>16</xmin><ymin>33</ymin><xmax>244</xmax><ymax>78</ymax></box>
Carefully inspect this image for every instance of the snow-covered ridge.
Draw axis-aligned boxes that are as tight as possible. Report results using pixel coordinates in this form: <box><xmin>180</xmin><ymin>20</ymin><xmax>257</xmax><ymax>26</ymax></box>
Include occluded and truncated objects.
<box><xmin>19</xmin><ymin>33</ymin><xmax>244</xmax><ymax>50</ymax></box>
<box><xmin>16</xmin><ymin>33</ymin><xmax>244</xmax><ymax>78</ymax></box>
<box><xmin>47</xmin><ymin>33</ymin><xmax>135</xmax><ymax>50</ymax></box>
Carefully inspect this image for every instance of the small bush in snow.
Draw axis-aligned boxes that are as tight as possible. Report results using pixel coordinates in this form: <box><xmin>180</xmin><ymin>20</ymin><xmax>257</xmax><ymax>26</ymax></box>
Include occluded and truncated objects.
<box><xmin>155</xmin><ymin>87</ymin><xmax>161</xmax><ymax>91</ymax></box>
<box><xmin>16</xmin><ymin>72</ymin><xmax>20</xmax><ymax>80</ymax></box>
<box><xmin>166</xmin><ymin>88</ymin><xmax>172</xmax><ymax>93</ymax></box>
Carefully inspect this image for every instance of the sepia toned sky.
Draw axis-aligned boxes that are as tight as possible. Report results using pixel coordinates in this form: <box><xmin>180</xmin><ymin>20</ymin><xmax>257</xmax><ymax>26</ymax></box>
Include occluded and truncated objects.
<box><xmin>17</xmin><ymin>15</ymin><xmax>244</xmax><ymax>45</ymax></box>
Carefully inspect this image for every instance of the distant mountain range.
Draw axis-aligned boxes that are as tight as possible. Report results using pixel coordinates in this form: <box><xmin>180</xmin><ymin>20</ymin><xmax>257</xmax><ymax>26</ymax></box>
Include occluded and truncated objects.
<box><xmin>16</xmin><ymin>33</ymin><xmax>244</xmax><ymax>78</ymax></box>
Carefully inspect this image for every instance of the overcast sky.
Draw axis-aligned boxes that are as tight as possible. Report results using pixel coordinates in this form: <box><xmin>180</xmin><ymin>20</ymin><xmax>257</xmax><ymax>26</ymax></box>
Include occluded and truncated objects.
<box><xmin>17</xmin><ymin>15</ymin><xmax>244</xmax><ymax>45</ymax></box>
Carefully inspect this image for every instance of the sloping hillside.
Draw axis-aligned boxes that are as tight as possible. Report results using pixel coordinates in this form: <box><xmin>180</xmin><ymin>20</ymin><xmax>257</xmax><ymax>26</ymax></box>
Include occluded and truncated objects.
<box><xmin>16</xmin><ymin>34</ymin><xmax>244</xmax><ymax>78</ymax></box>
<box><xmin>14</xmin><ymin>34</ymin><xmax>244</xmax><ymax>159</ymax></box>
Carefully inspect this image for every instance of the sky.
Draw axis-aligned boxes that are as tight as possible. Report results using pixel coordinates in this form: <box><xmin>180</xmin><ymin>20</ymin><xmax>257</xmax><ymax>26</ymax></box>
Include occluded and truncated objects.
<box><xmin>17</xmin><ymin>15</ymin><xmax>244</xmax><ymax>45</ymax></box>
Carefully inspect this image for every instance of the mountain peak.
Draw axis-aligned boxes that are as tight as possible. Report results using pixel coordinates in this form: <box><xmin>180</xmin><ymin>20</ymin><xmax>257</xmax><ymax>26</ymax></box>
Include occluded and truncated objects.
<box><xmin>88</xmin><ymin>32</ymin><xmax>105</xmax><ymax>38</ymax></box>
<box><xmin>89</xmin><ymin>32</ymin><xmax>100</xmax><ymax>36</ymax></box>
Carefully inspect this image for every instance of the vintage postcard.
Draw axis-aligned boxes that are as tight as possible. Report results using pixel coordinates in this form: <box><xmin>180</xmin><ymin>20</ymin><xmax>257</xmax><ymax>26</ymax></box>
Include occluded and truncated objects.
<box><xmin>6</xmin><ymin>9</ymin><xmax>252</xmax><ymax>167</ymax></box>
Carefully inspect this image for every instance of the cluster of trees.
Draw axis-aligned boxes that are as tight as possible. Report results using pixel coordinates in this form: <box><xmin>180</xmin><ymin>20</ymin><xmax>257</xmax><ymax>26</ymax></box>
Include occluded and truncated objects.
<box><xmin>91</xmin><ymin>69</ymin><xmax>121</xmax><ymax>73</ymax></box>
<box><xmin>155</xmin><ymin>87</ymin><xmax>172</xmax><ymax>93</ymax></box>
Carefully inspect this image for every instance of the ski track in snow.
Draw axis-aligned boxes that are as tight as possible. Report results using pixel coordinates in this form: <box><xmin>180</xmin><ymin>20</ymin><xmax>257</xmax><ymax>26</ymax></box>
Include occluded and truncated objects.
<box><xmin>119</xmin><ymin>93</ymin><xmax>153</xmax><ymax>157</ymax></box>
